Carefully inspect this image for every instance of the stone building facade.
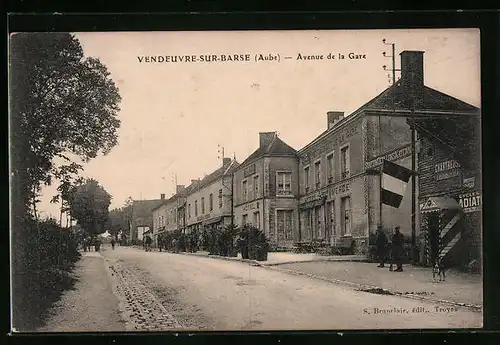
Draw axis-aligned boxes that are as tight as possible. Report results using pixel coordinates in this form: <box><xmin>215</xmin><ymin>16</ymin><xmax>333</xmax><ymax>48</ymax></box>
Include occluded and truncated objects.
<box><xmin>151</xmin><ymin>185</ymin><xmax>186</xmax><ymax>247</ymax></box>
<box><xmin>185</xmin><ymin>158</ymin><xmax>239</xmax><ymax>234</ymax></box>
<box><xmin>233</xmin><ymin>132</ymin><xmax>299</xmax><ymax>249</ymax></box>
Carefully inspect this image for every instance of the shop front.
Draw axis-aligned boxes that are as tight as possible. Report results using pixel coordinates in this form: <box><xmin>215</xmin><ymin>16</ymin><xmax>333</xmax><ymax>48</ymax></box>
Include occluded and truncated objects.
<box><xmin>419</xmin><ymin>190</ymin><xmax>481</xmax><ymax>268</ymax></box>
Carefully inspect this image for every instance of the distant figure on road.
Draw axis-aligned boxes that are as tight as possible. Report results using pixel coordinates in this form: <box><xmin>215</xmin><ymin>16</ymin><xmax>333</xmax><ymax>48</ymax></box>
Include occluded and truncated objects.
<box><xmin>95</xmin><ymin>238</ymin><xmax>101</xmax><ymax>252</ymax></box>
<box><xmin>375</xmin><ymin>225</ymin><xmax>388</xmax><ymax>268</ymax></box>
<box><xmin>111</xmin><ymin>238</ymin><xmax>116</xmax><ymax>250</ymax></box>
<box><xmin>145</xmin><ymin>236</ymin><xmax>152</xmax><ymax>252</ymax></box>
<box><xmin>391</xmin><ymin>226</ymin><xmax>405</xmax><ymax>272</ymax></box>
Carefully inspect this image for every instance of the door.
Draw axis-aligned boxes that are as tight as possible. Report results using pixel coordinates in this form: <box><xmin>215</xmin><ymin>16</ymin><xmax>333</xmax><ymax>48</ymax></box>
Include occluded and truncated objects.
<box><xmin>327</xmin><ymin>201</ymin><xmax>335</xmax><ymax>243</ymax></box>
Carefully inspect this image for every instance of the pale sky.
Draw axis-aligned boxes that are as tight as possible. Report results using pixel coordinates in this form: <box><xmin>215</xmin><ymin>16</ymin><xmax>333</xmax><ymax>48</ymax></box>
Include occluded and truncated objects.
<box><xmin>37</xmin><ymin>28</ymin><xmax>481</xmax><ymax>219</ymax></box>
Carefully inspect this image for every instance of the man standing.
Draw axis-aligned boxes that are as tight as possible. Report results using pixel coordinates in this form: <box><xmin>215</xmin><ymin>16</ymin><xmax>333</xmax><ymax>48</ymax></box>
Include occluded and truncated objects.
<box><xmin>391</xmin><ymin>226</ymin><xmax>405</xmax><ymax>272</ymax></box>
<box><xmin>375</xmin><ymin>225</ymin><xmax>388</xmax><ymax>268</ymax></box>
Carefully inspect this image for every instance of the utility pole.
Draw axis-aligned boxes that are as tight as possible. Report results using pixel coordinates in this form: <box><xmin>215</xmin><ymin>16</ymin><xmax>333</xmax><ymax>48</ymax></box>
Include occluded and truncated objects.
<box><xmin>383</xmin><ymin>38</ymin><xmax>417</xmax><ymax>263</ymax></box>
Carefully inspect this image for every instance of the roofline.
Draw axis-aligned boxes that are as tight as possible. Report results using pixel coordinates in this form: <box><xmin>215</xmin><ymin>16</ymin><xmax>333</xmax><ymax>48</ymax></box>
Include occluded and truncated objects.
<box><xmin>298</xmin><ymin>111</ymin><xmax>364</xmax><ymax>154</ymax></box>
<box><xmin>236</xmin><ymin>152</ymin><xmax>299</xmax><ymax>171</ymax></box>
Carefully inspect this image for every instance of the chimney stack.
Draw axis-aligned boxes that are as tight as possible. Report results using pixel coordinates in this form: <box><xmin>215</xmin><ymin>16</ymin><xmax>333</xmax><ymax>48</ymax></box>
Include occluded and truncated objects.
<box><xmin>327</xmin><ymin>111</ymin><xmax>344</xmax><ymax>129</ymax></box>
<box><xmin>176</xmin><ymin>185</ymin><xmax>185</xmax><ymax>194</ymax></box>
<box><xmin>259</xmin><ymin>132</ymin><xmax>276</xmax><ymax>148</ymax></box>
<box><xmin>399</xmin><ymin>51</ymin><xmax>425</xmax><ymax>109</ymax></box>
<box><xmin>160</xmin><ymin>193</ymin><xmax>165</xmax><ymax>200</ymax></box>
<box><xmin>191</xmin><ymin>179</ymin><xmax>198</xmax><ymax>185</ymax></box>
<box><xmin>223</xmin><ymin>157</ymin><xmax>231</xmax><ymax>167</ymax></box>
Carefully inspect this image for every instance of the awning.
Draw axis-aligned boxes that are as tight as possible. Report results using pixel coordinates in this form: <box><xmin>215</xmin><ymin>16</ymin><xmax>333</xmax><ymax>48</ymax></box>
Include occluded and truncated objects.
<box><xmin>420</xmin><ymin>196</ymin><xmax>461</xmax><ymax>214</ymax></box>
<box><xmin>204</xmin><ymin>216</ymin><xmax>222</xmax><ymax>226</ymax></box>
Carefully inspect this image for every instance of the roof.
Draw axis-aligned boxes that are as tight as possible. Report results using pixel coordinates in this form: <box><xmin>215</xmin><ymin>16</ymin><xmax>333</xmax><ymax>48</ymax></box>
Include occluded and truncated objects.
<box><xmin>184</xmin><ymin>159</ymin><xmax>240</xmax><ymax>196</ymax></box>
<box><xmin>299</xmin><ymin>81</ymin><xmax>479</xmax><ymax>154</ymax></box>
<box><xmin>151</xmin><ymin>193</ymin><xmax>185</xmax><ymax>212</ymax></box>
<box><xmin>239</xmin><ymin>134</ymin><xmax>298</xmax><ymax>167</ymax></box>
<box><xmin>132</xmin><ymin>199</ymin><xmax>164</xmax><ymax>218</ymax></box>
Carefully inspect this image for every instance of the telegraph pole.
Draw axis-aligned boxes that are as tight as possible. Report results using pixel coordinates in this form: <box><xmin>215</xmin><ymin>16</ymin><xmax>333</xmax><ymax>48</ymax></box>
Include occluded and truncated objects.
<box><xmin>383</xmin><ymin>39</ymin><xmax>417</xmax><ymax>263</ymax></box>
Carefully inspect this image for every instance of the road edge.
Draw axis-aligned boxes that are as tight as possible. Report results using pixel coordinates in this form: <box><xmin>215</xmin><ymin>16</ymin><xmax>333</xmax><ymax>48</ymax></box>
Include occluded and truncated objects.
<box><xmin>177</xmin><ymin>251</ymin><xmax>482</xmax><ymax>312</ymax></box>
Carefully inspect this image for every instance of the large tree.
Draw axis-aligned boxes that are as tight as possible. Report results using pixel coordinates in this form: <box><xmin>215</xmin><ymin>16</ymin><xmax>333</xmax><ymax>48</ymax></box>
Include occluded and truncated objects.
<box><xmin>9</xmin><ymin>33</ymin><xmax>121</xmax><ymax>328</ymax></box>
<box><xmin>68</xmin><ymin>178</ymin><xmax>112</xmax><ymax>236</ymax></box>
<box><xmin>10</xmin><ymin>32</ymin><xmax>121</xmax><ymax>213</ymax></box>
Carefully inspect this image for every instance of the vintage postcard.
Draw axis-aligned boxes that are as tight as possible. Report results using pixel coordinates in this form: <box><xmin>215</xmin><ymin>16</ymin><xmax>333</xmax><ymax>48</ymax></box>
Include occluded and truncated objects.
<box><xmin>9</xmin><ymin>28</ymin><xmax>482</xmax><ymax>332</ymax></box>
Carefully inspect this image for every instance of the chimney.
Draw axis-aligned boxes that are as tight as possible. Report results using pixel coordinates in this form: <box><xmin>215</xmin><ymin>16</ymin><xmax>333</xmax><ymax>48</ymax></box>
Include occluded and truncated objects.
<box><xmin>223</xmin><ymin>157</ymin><xmax>231</xmax><ymax>167</ymax></box>
<box><xmin>399</xmin><ymin>50</ymin><xmax>425</xmax><ymax>109</ymax></box>
<box><xmin>176</xmin><ymin>185</ymin><xmax>185</xmax><ymax>194</ymax></box>
<box><xmin>160</xmin><ymin>193</ymin><xmax>165</xmax><ymax>200</ymax></box>
<box><xmin>191</xmin><ymin>179</ymin><xmax>198</xmax><ymax>185</ymax></box>
<box><xmin>327</xmin><ymin>111</ymin><xmax>344</xmax><ymax>129</ymax></box>
<box><xmin>259</xmin><ymin>132</ymin><xmax>276</xmax><ymax>148</ymax></box>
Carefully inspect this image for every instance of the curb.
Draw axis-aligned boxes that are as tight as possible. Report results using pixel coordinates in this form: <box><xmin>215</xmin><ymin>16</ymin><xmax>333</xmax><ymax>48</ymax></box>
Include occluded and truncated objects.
<box><xmin>263</xmin><ymin>265</ymin><xmax>482</xmax><ymax>313</ymax></box>
<box><xmin>171</xmin><ymin>251</ymin><xmax>482</xmax><ymax>312</ymax></box>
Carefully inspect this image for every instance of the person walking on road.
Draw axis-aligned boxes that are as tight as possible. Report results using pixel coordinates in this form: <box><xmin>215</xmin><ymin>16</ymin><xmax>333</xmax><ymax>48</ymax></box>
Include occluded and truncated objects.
<box><xmin>111</xmin><ymin>238</ymin><xmax>116</xmax><ymax>250</ymax></box>
<box><xmin>375</xmin><ymin>225</ymin><xmax>388</xmax><ymax>268</ymax></box>
<box><xmin>391</xmin><ymin>226</ymin><xmax>405</xmax><ymax>272</ymax></box>
<box><xmin>145</xmin><ymin>236</ymin><xmax>152</xmax><ymax>252</ymax></box>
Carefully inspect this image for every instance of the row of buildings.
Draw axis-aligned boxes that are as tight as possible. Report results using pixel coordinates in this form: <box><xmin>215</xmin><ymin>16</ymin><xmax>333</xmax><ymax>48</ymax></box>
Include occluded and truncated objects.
<box><xmin>127</xmin><ymin>51</ymin><xmax>481</xmax><ymax>268</ymax></box>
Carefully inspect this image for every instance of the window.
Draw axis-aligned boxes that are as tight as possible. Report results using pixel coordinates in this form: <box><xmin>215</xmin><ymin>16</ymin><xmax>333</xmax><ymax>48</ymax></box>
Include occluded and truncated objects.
<box><xmin>314</xmin><ymin>206</ymin><xmax>323</xmax><ymax>238</ymax></box>
<box><xmin>254</xmin><ymin>211</ymin><xmax>260</xmax><ymax>229</ymax></box>
<box><xmin>242</xmin><ymin>214</ymin><xmax>248</xmax><ymax>226</ymax></box>
<box><xmin>340</xmin><ymin>145</ymin><xmax>350</xmax><ymax>179</ymax></box>
<box><xmin>242</xmin><ymin>180</ymin><xmax>248</xmax><ymax>202</ymax></box>
<box><xmin>326</xmin><ymin>153</ymin><xmax>334</xmax><ymax>183</ymax></box>
<box><xmin>218</xmin><ymin>189</ymin><xmax>223</xmax><ymax>208</ymax></box>
<box><xmin>201</xmin><ymin>197</ymin><xmax>205</xmax><ymax>214</ymax></box>
<box><xmin>277</xmin><ymin>210</ymin><xmax>293</xmax><ymax>241</ymax></box>
<box><xmin>188</xmin><ymin>204</ymin><xmax>191</xmax><ymax>218</ymax></box>
<box><xmin>277</xmin><ymin>171</ymin><xmax>292</xmax><ymax>195</ymax></box>
<box><xmin>254</xmin><ymin>175</ymin><xmax>260</xmax><ymax>198</ymax></box>
<box><xmin>340</xmin><ymin>196</ymin><xmax>351</xmax><ymax>235</ymax></box>
<box><xmin>195</xmin><ymin>200</ymin><xmax>198</xmax><ymax>216</ymax></box>
<box><xmin>314</xmin><ymin>160</ymin><xmax>321</xmax><ymax>189</ymax></box>
<box><xmin>209</xmin><ymin>194</ymin><xmax>213</xmax><ymax>211</ymax></box>
<box><xmin>304</xmin><ymin>166</ymin><xmax>310</xmax><ymax>192</ymax></box>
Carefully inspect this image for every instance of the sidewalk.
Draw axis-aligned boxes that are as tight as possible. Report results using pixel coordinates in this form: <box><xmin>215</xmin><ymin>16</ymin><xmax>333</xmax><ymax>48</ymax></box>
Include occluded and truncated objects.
<box><xmin>178</xmin><ymin>250</ymin><xmax>482</xmax><ymax>310</ymax></box>
<box><xmin>181</xmin><ymin>250</ymin><xmax>366</xmax><ymax>265</ymax></box>
<box><xmin>37</xmin><ymin>250</ymin><xmax>126</xmax><ymax>332</ymax></box>
<box><xmin>275</xmin><ymin>261</ymin><xmax>483</xmax><ymax>310</ymax></box>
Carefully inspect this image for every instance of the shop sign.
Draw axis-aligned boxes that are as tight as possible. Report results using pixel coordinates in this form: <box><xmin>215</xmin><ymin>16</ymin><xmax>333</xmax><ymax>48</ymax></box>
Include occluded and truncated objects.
<box><xmin>300</xmin><ymin>181</ymin><xmax>350</xmax><ymax>204</ymax></box>
<box><xmin>463</xmin><ymin>177</ymin><xmax>475</xmax><ymax>189</ymax></box>
<box><xmin>243</xmin><ymin>164</ymin><xmax>256</xmax><ymax>177</ymax></box>
<box><xmin>458</xmin><ymin>191</ymin><xmax>481</xmax><ymax>213</ymax></box>
<box><xmin>242</xmin><ymin>201</ymin><xmax>259</xmax><ymax>212</ymax></box>
<box><xmin>364</xmin><ymin>145</ymin><xmax>412</xmax><ymax>170</ymax></box>
<box><xmin>302</xmin><ymin>123</ymin><xmax>360</xmax><ymax>164</ymax></box>
<box><xmin>435</xmin><ymin>159</ymin><xmax>461</xmax><ymax>181</ymax></box>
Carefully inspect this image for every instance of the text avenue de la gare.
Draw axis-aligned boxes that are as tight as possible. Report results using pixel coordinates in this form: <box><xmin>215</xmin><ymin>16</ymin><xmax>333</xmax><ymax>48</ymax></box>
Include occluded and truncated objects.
<box><xmin>137</xmin><ymin>52</ymin><xmax>367</xmax><ymax>63</ymax></box>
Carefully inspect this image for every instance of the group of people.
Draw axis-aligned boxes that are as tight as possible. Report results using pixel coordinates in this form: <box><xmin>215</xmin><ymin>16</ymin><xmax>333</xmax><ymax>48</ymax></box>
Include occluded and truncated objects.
<box><xmin>375</xmin><ymin>225</ymin><xmax>405</xmax><ymax>272</ymax></box>
<box><xmin>82</xmin><ymin>237</ymin><xmax>102</xmax><ymax>252</ymax></box>
<box><xmin>143</xmin><ymin>236</ymin><xmax>153</xmax><ymax>252</ymax></box>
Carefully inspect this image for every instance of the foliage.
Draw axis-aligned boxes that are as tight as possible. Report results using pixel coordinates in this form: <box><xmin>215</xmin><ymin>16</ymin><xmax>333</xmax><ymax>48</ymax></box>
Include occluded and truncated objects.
<box><xmin>217</xmin><ymin>224</ymin><xmax>239</xmax><ymax>257</ymax></box>
<box><xmin>238</xmin><ymin>224</ymin><xmax>270</xmax><ymax>261</ymax></box>
<box><xmin>201</xmin><ymin>228</ymin><xmax>210</xmax><ymax>251</ymax></box>
<box><xmin>67</xmin><ymin>178</ymin><xmax>112</xmax><ymax>236</ymax></box>
<box><xmin>10</xmin><ymin>32</ymin><xmax>122</xmax><ymax>211</ymax></box>
<box><xmin>18</xmin><ymin>216</ymin><xmax>81</xmax><ymax>331</ymax></box>
<box><xmin>10</xmin><ymin>32</ymin><xmax>121</xmax><ymax>331</ymax></box>
<box><xmin>186</xmin><ymin>228</ymin><xmax>200</xmax><ymax>253</ymax></box>
<box><xmin>106</xmin><ymin>198</ymin><xmax>133</xmax><ymax>240</ymax></box>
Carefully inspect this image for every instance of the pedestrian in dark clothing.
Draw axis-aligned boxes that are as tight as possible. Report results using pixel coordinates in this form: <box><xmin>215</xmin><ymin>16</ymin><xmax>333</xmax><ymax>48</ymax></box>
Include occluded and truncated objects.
<box><xmin>375</xmin><ymin>225</ymin><xmax>388</xmax><ymax>267</ymax></box>
<box><xmin>111</xmin><ymin>238</ymin><xmax>116</xmax><ymax>250</ymax></box>
<box><xmin>391</xmin><ymin>226</ymin><xmax>405</xmax><ymax>272</ymax></box>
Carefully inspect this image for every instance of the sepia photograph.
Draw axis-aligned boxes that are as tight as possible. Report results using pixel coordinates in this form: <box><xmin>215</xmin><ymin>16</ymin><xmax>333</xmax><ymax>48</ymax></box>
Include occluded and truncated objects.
<box><xmin>9</xmin><ymin>28</ymin><xmax>482</xmax><ymax>332</ymax></box>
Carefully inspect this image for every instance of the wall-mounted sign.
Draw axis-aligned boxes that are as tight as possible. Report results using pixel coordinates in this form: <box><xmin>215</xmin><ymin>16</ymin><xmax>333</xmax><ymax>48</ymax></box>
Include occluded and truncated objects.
<box><xmin>435</xmin><ymin>159</ymin><xmax>461</xmax><ymax>181</ymax></box>
<box><xmin>300</xmin><ymin>182</ymin><xmax>350</xmax><ymax>204</ymax></box>
<box><xmin>301</xmin><ymin>123</ymin><xmax>360</xmax><ymax>164</ymax></box>
<box><xmin>243</xmin><ymin>164</ymin><xmax>256</xmax><ymax>177</ymax></box>
<box><xmin>364</xmin><ymin>145</ymin><xmax>412</xmax><ymax>170</ymax></box>
<box><xmin>463</xmin><ymin>177</ymin><xmax>475</xmax><ymax>189</ymax></box>
<box><xmin>458</xmin><ymin>191</ymin><xmax>481</xmax><ymax>213</ymax></box>
<box><xmin>242</xmin><ymin>201</ymin><xmax>260</xmax><ymax>212</ymax></box>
